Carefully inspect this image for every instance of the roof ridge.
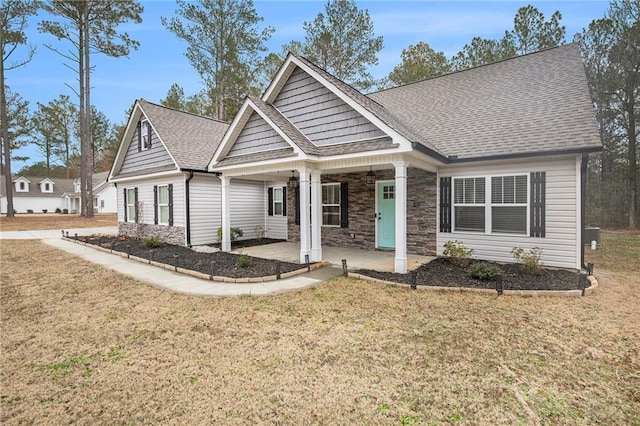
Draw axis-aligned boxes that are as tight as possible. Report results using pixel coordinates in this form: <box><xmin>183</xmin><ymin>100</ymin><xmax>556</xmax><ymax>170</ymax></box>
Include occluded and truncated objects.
<box><xmin>138</xmin><ymin>98</ymin><xmax>230</xmax><ymax>125</ymax></box>
<box><xmin>370</xmin><ymin>42</ymin><xmax>577</xmax><ymax>95</ymax></box>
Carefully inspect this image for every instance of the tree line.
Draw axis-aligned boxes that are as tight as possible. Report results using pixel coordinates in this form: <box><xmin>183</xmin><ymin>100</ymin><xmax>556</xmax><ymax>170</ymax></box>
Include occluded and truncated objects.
<box><xmin>1</xmin><ymin>0</ymin><xmax>637</xmax><ymax>228</ymax></box>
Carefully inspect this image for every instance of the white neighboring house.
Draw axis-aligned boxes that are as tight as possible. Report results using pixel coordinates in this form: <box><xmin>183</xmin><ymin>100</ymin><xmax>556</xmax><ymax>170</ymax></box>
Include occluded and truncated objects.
<box><xmin>0</xmin><ymin>172</ymin><xmax>117</xmax><ymax>215</ymax></box>
<box><xmin>108</xmin><ymin>99</ymin><xmax>289</xmax><ymax>247</ymax></box>
<box><xmin>0</xmin><ymin>175</ymin><xmax>73</xmax><ymax>213</ymax></box>
<box><xmin>62</xmin><ymin>171</ymin><xmax>117</xmax><ymax>213</ymax></box>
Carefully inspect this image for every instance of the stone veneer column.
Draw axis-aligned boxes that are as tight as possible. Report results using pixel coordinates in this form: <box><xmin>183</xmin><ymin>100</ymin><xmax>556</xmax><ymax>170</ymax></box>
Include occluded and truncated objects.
<box><xmin>299</xmin><ymin>168</ymin><xmax>311</xmax><ymax>263</ymax></box>
<box><xmin>310</xmin><ymin>170</ymin><xmax>322</xmax><ymax>262</ymax></box>
<box><xmin>394</xmin><ymin>162</ymin><xmax>408</xmax><ymax>273</ymax></box>
<box><xmin>220</xmin><ymin>175</ymin><xmax>232</xmax><ymax>252</ymax></box>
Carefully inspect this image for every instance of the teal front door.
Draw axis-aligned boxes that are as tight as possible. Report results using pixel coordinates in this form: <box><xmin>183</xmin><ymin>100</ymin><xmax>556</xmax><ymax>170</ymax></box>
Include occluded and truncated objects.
<box><xmin>376</xmin><ymin>181</ymin><xmax>396</xmax><ymax>248</ymax></box>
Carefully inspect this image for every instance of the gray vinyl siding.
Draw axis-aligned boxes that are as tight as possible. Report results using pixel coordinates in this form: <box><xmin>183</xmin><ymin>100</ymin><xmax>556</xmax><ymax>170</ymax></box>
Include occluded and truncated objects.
<box><xmin>273</xmin><ymin>67</ymin><xmax>385</xmax><ymax>145</ymax></box>
<box><xmin>437</xmin><ymin>156</ymin><xmax>579</xmax><ymax>269</ymax></box>
<box><xmin>227</xmin><ymin>112</ymin><xmax>289</xmax><ymax>157</ymax></box>
<box><xmin>265</xmin><ymin>182</ymin><xmax>288</xmax><ymax>240</ymax></box>
<box><xmin>189</xmin><ymin>174</ymin><xmax>221</xmax><ymax>246</ymax></box>
<box><xmin>230</xmin><ymin>179</ymin><xmax>265</xmax><ymax>241</ymax></box>
<box><xmin>116</xmin><ymin>174</ymin><xmax>185</xmax><ymax>229</ymax></box>
<box><xmin>119</xmin><ymin>123</ymin><xmax>175</xmax><ymax>175</ymax></box>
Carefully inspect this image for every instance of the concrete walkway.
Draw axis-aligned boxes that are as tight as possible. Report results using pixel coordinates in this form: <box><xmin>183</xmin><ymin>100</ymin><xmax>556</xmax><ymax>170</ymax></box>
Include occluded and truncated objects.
<box><xmin>1</xmin><ymin>228</ymin><xmax>343</xmax><ymax>297</ymax></box>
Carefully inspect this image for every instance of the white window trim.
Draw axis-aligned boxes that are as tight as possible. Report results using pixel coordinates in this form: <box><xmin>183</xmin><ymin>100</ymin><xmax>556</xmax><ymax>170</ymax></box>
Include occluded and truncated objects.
<box><xmin>321</xmin><ymin>182</ymin><xmax>340</xmax><ymax>227</ymax></box>
<box><xmin>16</xmin><ymin>181</ymin><xmax>28</xmax><ymax>192</ymax></box>
<box><xmin>126</xmin><ymin>188</ymin><xmax>136</xmax><ymax>223</ymax></box>
<box><xmin>157</xmin><ymin>184</ymin><xmax>170</xmax><ymax>225</ymax></box>
<box><xmin>141</xmin><ymin>120</ymin><xmax>151</xmax><ymax>151</ymax></box>
<box><xmin>272</xmin><ymin>186</ymin><xmax>284</xmax><ymax>216</ymax></box>
<box><xmin>452</xmin><ymin>174</ymin><xmax>530</xmax><ymax>236</ymax></box>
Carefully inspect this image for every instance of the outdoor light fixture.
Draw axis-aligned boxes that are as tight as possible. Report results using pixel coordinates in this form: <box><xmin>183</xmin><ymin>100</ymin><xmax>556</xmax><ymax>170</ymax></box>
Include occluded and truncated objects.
<box><xmin>288</xmin><ymin>171</ymin><xmax>299</xmax><ymax>189</ymax></box>
<box><xmin>365</xmin><ymin>166</ymin><xmax>376</xmax><ymax>185</ymax></box>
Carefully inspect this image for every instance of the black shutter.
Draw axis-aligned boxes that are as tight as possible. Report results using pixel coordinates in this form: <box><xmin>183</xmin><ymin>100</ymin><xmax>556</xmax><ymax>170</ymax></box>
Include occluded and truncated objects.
<box><xmin>134</xmin><ymin>187</ymin><xmax>139</xmax><ymax>223</ymax></box>
<box><xmin>147</xmin><ymin>122</ymin><xmax>152</xmax><ymax>149</ymax></box>
<box><xmin>530</xmin><ymin>172</ymin><xmax>546</xmax><ymax>237</ymax></box>
<box><xmin>267</xmin><ymin>187</ymin><xmax>274</xmax><ymax>216</ymax></box>
<box><xmin>294</xmin><ymin>186</ymin><xmax>300</xmax><ymax>225</ymax></box>
<box><xmin>137</xmin><ymin>122</ymin><xmax>142</xmax><ymax>152</ymax></box>
<box><xmin>123</xmin><ymin>188</ymin><xmax>128</xmax><ymax>222</ymax></box>
<box><xmin>168</xmin><ymin>184</ymin><xmax>174</xmax><ymax>226</ymax></box>
<box><xmin>282</xmin><ymin>187</ymin><xmax>287</xmax><ymax>216</ymax></box>
<box><xmin>340</xmin><ymin>182</ymin><xmax>349</xmax><ymax>228</ymax></box>
<box><xmin>439</xmin><ymin>177</ymin><xmax>452</xmax><ymax>232</ymax></box>
<box><xmin>153</xmin><ymin>185</ymin><xmax>158</xmax><ymax>225</ymax></box>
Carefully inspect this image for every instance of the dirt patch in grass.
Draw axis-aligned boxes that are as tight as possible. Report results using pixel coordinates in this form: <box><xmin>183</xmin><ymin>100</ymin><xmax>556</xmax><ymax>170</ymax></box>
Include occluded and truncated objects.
<box><xmin>1</xmin><ymin>239</ymin><xmax>639</xmax><ymax>425</ymax></box>
<box><xmin>0</xmin><ymin>213</ymin><xmax>116</xmax><ymax>231</ymax></box>
<box><xmin>357</xmin><ymin>257</ymin><xmax>583</xmax><ymax>291</ymax></box>
<box><xmin>82</xmin><ymin>235</ymin><xmax>301</xmax><ymax>278</ymax></box>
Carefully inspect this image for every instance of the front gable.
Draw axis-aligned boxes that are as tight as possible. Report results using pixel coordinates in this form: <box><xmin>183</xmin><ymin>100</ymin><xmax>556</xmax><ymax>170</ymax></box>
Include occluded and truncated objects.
<box><xmin>272</xmin><ymin>66</ymin><xmax>386</xmax><ymax>146</ymax></box>
<box><xmin>110</xmin><ymin>101</ymin><xmax>178</xmax><ymax>181</ymax></box>
<box><xmin>38</xmin><ymin>178</ymin><xmax>55</xmax><ymax>193</ymax></box>
<box><xmin>14</xmin><ymin>176</ymin><xmax>30</xmax><ymax>192</ymax></box>
<box><xmin>227</xmin><ymin>110</ymin><xmax>290</xmax><ymax>157</ymax></box>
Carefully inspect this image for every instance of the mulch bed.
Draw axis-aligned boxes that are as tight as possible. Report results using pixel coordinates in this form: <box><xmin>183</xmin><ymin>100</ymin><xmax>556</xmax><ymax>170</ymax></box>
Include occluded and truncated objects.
<box><xmin>356</xmin><ymin>257</ymin><xmax>586</xmax><ymax>291</ymax></box>
<box><xmin>81</xmin><ymin>235</ymin><xmax>302</xmax><ymax>279</ymax></box>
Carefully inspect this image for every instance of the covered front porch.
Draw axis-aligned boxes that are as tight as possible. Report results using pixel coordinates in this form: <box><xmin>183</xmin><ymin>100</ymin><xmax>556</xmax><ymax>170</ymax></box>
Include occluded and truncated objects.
<box><xmin>216</xmin><ymin>152</ymin><xmax>440</xmax><ymax>273</ymax></box>
<box><xmin>233</xmin><ymin>241</ymin><xmax>434</xmax><ymax>272</ymax></box>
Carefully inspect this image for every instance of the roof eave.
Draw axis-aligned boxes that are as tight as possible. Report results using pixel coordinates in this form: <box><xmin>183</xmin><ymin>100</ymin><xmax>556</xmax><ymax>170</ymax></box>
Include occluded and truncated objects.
<box><xmin>446</xmin><ymin>145</ymin><xmax>603</xmax><ymax>164</ymax></box>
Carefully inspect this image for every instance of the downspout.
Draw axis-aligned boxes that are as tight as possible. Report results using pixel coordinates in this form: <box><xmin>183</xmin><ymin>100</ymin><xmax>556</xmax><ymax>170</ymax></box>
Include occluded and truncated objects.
<box><xmin>580</xmin><ymin>153</ymin><xmax>588</xmax><ymax>270</ymax></box>
<box><xmin>185</xmin><ymin>171</ymin><xmax>194</xmax><ymax>247</ymax></box>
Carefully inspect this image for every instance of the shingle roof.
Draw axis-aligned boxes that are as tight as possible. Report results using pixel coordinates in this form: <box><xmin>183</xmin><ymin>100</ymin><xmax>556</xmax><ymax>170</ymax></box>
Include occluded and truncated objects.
<box><xmin>367</xmin><ymin>43</ymin><xmax>601</xmax><ymax>160</ymax></box>
<box><xmin>0</xmin><ymin>175</ymin><xmax>74</xmax><ymax>197</ymax></box>
<box><xmin>138</xmin><ymin>100</ymin><xmax>230</xmax><ymax>170</ymax></box>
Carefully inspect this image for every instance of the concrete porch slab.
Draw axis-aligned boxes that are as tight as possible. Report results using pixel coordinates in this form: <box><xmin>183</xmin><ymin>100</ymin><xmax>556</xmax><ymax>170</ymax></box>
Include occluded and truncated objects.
<box><xmin>232</xmin><ymin>241</ymin><xmax>434</xmax><ymax>272</ymax></box>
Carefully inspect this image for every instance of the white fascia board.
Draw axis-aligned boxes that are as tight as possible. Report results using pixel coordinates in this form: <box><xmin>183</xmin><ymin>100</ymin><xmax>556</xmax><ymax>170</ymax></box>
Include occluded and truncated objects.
<box><xmin>262</xmin><ymin>53</ymin><xmax>296</xmax><ymax>103</ymax></box>
<box><xmin>108</xmin><ymin>170</ymin><xmax>183</xmax><ymax>185</ymax></box>
<box><xmin>211</xmin><ymin>156</ymin><xmax>305</xmax><ymax>176</ymax></box>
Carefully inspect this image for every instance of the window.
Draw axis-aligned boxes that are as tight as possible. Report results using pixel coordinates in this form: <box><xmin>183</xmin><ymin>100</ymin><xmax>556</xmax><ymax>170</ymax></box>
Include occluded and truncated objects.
<box><xmin>126</xmin><ymin>188</ymin><xmax>136</xmax><ymax>222</ymax></box>
<box><xmin>93</xmin><ymin>197</ymin><xmax>99</xmax><ymax>208</ymax></box>
<box><xmin>322</xmin><ymin>183</ymin><xmax>340</xmax><ymax>226</ymax></box>
<box><xmin>491</xmin><ymin>175</ymin><xmax>527</xmax><ymax>234</ymax></box>
<box><xmin>18</xmin><ymin>181</ymin><xmax>25</xmax><ymax>191</ymax></box>
<box><xmin>382</xmin><ymin>185</ymin><xmax>394</xmax><ymax>199</ymax></box>
<box><xmin>273</xmin><ymin>187</ymin><xmax>283</xmax><ymax>216</ymax></box>
<box><xmin>141</xmin><ymin>120</ymin><xmax>151</xmax><ymax>150</ymax></box>
<box><xmin>100</xmin><ymin>200</ymin><xmax>105</xmax><ymax>208</ymax></box>
<box><xmin>44</xmin><ymin>183</ymin><xmax>50</xmax><ymax>191</ymax></box>
<box><xmin>157</xmin><ymin>185</ymin><xmax>170</xmax><ymax>225</ymax></box>
<box><xmin>453</xmin><ymin>177</ymin><xmax>485</xmax><ymax>232</ymax></box>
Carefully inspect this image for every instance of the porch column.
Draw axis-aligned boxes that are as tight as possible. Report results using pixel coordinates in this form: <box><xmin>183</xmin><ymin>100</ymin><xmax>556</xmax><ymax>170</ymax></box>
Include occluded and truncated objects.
<box><xmin>299</xmin><ymin>167</ymin><xmax>311</xmax><ymax>263</ymax></box>
<box><xmin>394</xmin><ymin>161</ymin><xmax>408</xmax><ymax>273</ymax></box>
<box><xmin>310</xmin><ymin>169</ymin><xmax>322</xmax><ymax>262</ymax></box>
<box><xmin>220</xmin><ymin>175</ymin><xmax>232</xmax><ymax>252</ymax></box>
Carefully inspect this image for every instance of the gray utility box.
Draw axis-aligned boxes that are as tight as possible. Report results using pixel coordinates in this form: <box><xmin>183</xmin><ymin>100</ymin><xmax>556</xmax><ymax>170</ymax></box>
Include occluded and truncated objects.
<box><xmin>584</xmin><ymin>227</ymin><xmax>601</xmax><ymax>245</ymax></box>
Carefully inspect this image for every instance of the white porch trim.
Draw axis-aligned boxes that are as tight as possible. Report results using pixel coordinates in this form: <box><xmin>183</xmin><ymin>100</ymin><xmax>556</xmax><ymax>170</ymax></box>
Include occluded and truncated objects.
<box><xmin>220</xmin><ymin>175</ymin><xmax>232</xmax><ymax>252</ymax></box>
<box><xmin>298</xmin><ymin>168</ymin><xmax>311</xmax><ymax>263</ymax></box>
<box><xmin>310</xmin><ymin>170</ymin><xmax>322</xmax><ymax>262</ymax></box>
<box><xmin>394</xmin><ymin>161</ymin><xmax>408</xmax><ymax>273</ymax></box>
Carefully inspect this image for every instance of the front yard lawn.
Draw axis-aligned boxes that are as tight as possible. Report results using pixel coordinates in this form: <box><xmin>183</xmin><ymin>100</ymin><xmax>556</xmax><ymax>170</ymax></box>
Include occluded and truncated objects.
<box><xmin>1</xmin><ymin>233</ymin><xmax>638</xmax><ymax>424</ymax></box>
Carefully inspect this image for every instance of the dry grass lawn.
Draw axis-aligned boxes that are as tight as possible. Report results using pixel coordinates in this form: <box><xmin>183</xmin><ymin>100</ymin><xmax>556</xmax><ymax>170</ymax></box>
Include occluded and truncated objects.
<box><xmin>1</xmin><ymin>234</ymin><xmax>639</xmax><ymax>425</ymax></box>
<box><xmin>0</xmin><ymin>213</ymin><xmax>116</xmax><ymax>232</ymax></box>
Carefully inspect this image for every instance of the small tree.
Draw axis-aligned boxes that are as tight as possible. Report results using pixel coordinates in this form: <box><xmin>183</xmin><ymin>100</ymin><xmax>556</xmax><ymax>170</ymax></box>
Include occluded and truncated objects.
<box><xmin>385</xmin><ymin>42</ymin><xmax>451</xmax><ymax>87</ymax></box>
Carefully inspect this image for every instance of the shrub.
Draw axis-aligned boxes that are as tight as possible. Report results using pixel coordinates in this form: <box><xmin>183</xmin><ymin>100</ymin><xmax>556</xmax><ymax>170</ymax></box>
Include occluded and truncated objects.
<box><xmin>42</xmin><ymin>209</ymin><xmax>48</xmax><ymax>213</ymax></box>
<box><xmin>236</xmin><ymin>254</ymin><xmax>252</xmax><ymax>268</ymax></box>
<box><xmin>511</xmin><ymin>247</ymin><xmax>543</xmax><ymax>275</ymax></box>
<box><xmin>62</xmin><ymin>209</ymin><xmax>69</xmax><ymax>214</ymax></box>
<box><xmin>26</xmin><ymin>209</ymin><xmax>34</xmax><ymax>213</ymax></box>
<box><xmin>142</xmin><ymin>235</ymin><xmax>162</xmax><ymax>248</ymax></box>
<box><xmin>217</xmin><ymin>227</ymin><xmax>244</xmax><ymax>243</ymax></box>
<box><xmin>55</xmin><ymin>208</ymin><xmax>62</xmax><ymax>213</ymax></box>
<box><xmin>443</xmin><ymin>240</ymin><xmax>474</xmax><ymax>266</ymax></box>
<box><xmin>470</xmin><ymin>262</ymin><xmax>502</xmax><ymax>280</ymax></box>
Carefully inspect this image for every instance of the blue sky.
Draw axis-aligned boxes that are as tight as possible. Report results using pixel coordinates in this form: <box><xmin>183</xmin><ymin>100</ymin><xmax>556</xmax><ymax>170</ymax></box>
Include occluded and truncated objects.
<box><xmin>11</xmin><ymin>0</ymin><xmax>609</xmax><ymax>171</ymax></box>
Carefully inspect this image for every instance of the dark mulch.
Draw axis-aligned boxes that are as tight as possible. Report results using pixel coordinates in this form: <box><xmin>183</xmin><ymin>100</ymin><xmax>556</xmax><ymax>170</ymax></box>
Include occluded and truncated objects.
<box><xmin>356</xmin><ymin>258</ymin><xmax>586</xmax><ymax>291</ymax></box>
<box><xmin>81</xmin><ymin>235</ymin><xmax>302</xmax><ymax>279</ymax></box>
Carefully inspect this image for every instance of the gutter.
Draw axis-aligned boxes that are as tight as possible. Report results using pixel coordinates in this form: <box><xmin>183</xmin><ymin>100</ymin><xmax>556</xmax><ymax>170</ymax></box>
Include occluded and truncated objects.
<box><xmin>184</xmin><ymin>170</ymin><xmax>195</xmax><ymax>247</ymax></box>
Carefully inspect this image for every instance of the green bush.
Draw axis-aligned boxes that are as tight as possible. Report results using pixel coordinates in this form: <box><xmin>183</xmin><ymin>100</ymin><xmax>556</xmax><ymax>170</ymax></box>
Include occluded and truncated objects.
<box><xmin>236</xmin><ymin>254</ymin><xmax>252</xmax><ymax>268</ymax></box>
<box><xmin>511</xmin><ymin>247</ymin><xmax>543</xmax><ymax>275</ymax></box>
<box><xmin>217</xmin><ymin>227</ymin><xmax>244</xmax><ymax>243</ymax></box>
<box><xmin>26</xmin><ymin>209</ymin><xmax>34</xmax><ymax>213</ymax></box>
<box><xmin>62</xmin><ymin>209</ymin><xmax>68</xmax><ymax>214</ymax></box>
<box><xmin>55</xmin><ymin>208</ymin><xmax>62</xmax><ymax>213</ymax></box>
<box><xmin>443</xmin><ymin>240</ymin><xmax>474</xmax><ymax>266</ymax></box>
<box><xmin>470</xmin><ymin>262</ymin><xmax>502</xmax><ymax>280</ymax></box>
<box><xmin>142</xmin><ymin>235</ymin><xmax>163</xmax><ymax>248</ymax></box>
<box><xmin>42</xmin><ymin>209</ymin><xmax>48</xmax><ymax>213</ymax></box>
